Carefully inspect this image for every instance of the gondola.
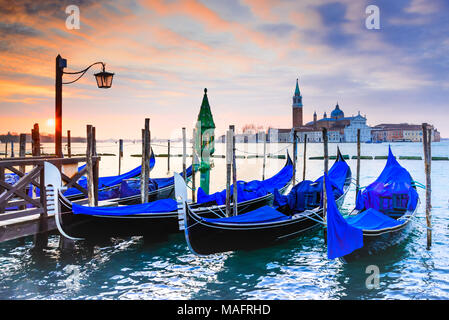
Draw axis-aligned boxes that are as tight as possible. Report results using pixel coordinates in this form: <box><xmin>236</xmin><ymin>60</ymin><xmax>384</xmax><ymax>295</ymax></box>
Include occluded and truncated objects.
<box><xmin>182</xmin><ymin>149</ymin><xmax>352</xmax><ymax>255</ymax></box>
<box><xmin>326</xmin><ymin>146</ymin><xmax>419</xmax><ymax>263</ymax></box>
<box><xmin>50</xmin><ymin>152</ymin><xmax>293</xmax><ymax>239</ymax></box>
<box><xmin>63</xmin><ymin>149</ymin><xmax>156</xmax><ymax>201</ymax></box>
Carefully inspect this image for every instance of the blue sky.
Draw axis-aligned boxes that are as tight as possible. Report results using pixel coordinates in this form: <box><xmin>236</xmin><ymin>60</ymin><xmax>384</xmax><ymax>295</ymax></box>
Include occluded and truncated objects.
<box><xmin>0</xmin><ymin>0</ymin><xmax>448</xmax><ymax>139</ymax></box>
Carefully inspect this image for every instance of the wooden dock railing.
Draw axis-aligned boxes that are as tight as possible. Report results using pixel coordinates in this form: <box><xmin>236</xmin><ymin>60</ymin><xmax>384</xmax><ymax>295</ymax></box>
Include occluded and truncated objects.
<box><xmin>0</xmin><ymin>156</ymin><xmax>99</xmax><ymax>222</ymax></box>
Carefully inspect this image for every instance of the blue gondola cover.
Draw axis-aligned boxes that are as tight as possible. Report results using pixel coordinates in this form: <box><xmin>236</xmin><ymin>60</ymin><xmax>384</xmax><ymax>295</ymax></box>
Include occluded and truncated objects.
<box><xmin>203</xmin><ymin>205</ymin><xmax>290</xmax><ymax>224</ymax></box>
<box><xmin>72</xmin><ymin>198</ymin><xmax>177</xmax><ymax>216</ymax></box>
<box><xmin>196</xmin><ymin>161</ymin><xmax>293</xmax><ymax>205</ymax></box>
<box><xmin>326</xmin><ymin>173</ymin><xmax>364</xmax><ymax>259</ymax></box>
<box><xmin>355</xmin><ymin>146</ymin><xmax>419</xmax><ymax>215</ymax></box>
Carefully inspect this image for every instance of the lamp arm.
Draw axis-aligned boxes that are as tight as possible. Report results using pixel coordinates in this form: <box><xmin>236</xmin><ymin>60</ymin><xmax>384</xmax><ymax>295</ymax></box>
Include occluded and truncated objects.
<box><xmin>62</xmin><ymin>61</ymin><xmax>105</xmax><ymax>85</ymax></box>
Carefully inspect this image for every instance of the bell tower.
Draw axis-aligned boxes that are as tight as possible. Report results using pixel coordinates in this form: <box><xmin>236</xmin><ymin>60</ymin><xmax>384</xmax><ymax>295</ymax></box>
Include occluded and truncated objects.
<box><xmin>292</xmin><ymin>78</ymin><xmax>303</xmax><ymax>128</ymax></box>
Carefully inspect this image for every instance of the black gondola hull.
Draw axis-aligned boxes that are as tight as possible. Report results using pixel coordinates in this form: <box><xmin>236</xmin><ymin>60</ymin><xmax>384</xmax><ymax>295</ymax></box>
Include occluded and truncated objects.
<box><xmin>340</xmin><ymin>215</ymin><xmax>414</xmax><ymax>263</ymax></box>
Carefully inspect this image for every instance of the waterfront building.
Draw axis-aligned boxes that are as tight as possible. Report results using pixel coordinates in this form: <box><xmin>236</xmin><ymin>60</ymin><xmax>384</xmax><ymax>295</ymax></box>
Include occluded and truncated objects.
<box><xmin>372</xmin><ymin>124</ymin><xmax>440</xmax><ymax>142</ymax></box>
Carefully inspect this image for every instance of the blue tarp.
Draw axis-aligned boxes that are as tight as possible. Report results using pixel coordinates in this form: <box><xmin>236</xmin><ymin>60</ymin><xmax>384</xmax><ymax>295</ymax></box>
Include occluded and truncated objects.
<box><xmin>346</xmin><ymin>208</ymin><xmax>403</xmax><ymax>230</ymax></box>
<box><xmin>63</xmin><ymin>152</ymin><xmax>156</xmax><ymax>197</ymax></box>
<box><xmin>273</xmin><ymin>157</ymin><xmax>349</xmax><ymax>212</ymax></box>
<box><xmin>72</xmin><ymin>198</ymin><xmax>177</xmax><ymax>216</ymax></box>
<box><xmin>327</xmin><ymin>147</ymin><xmax>419</xmax><ymax>259</ymax></box>
<box><xmin>118</xmin><ymin>165</ymin><xmax>192</xmax><ymax>199</ymax></box>
<box><xmin>196</xmin><ymin>161</ymin><xmax>293</xmax><ymax>205</ymax></box>
<box><xmin>203</xmin><ymin>205</ymin><xmax>290</xmax><ymax>224</ymax></box>
<box><xmin>355</xmin><ymin>146</ymin><xmax>419</xmax><ymax>214</ymax></box>
<box><xmin>326</xmin><ymin>173</ymin><xmax>364</xmax><ymax>260</ymax></box>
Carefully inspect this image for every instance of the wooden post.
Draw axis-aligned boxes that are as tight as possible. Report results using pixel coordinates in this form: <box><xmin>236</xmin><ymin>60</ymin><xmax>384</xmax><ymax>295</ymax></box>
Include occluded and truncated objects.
<box><xmin>67</xmin><ymin>130</ymin><xmax>71</xmax><ymax>158</ymax></box>
<box><xmin>303</xmin><ymin>134</ymin><xmax>307</xmax><ymax>181</ymax></box>
<box><xmin>225</xmin><ymin>129</ymin><xmax>232</xmax><ymax>217</ymax></box>
<box><xmin>356</xmin><ymin>129</ymin><xmax>361</xmax><ymax>199</ymax></box>
<box><xmin>10</xmin><ymin>141</ymin><xmax>14</xmax><ymax>157</ymax></box>
<box><xmin>86</xmin><ymin>125</ymin><xmax>95</xmax><ymax>207</ymax></box>
<box><xmin>292</xmin><ymin>130</ymin><xmax>297</xmax><ymax>186</ymax></box>
<box><xmin>118</xmin><ymin>139</ymin><xmax>123</xmax><ymax>175</ymax></box>
<box><xmin>322</xmin><ymin>127</ymin><xmax>329</xmax><ymax>242</ymax></box>
<box><xmin>422</xmin><ymin>123</ymin><xmax>432</xmax><ymax>250</ymax></box>
<box><xmin>167</xmin><ymin>139</ymin><xmax>171</xmax><ymax>172</ymax></box>
<box><xmin>230</xmin><ymin>125</ymin><xmax>237</xmax><ymax>216</ymax></box>
<box><xmin>31</xmin><ymin>124</ymin><xmax>40</xmax><ymax>199</ymax></box>
<box><xmin>262</xmin><ymin>132</ymin><xmax>267</xmax><ymax>180</ymax></box>
<box><xmin>182</xmin><ymin>127</ymin><xmax>187</xmax><ymax>182</ymax></box>
<box><xmin>32</xmin><ymin>123</ymin><xmax>41</xmax><ymax>157</ymax></box>
<box><xmin>19</xmin><ymin>133</ymin><xmax>26</xmax><ymax>160</ymax></box>
<box><xmin>192</xmin><ymin>129</ymin><xmax>196</xmax><ymax>202</ymax></box>
<box><xmin>4</xmin><ymin>141</ymin><xmax>7</xmax><ymax>158</ymax></box>
<box><xmin>19</xmin><ymin>133</ymin><xmax>27</xmax><ymax>211</ymax></box>
<box><xmin>141</xmin><ymin>118</ymin><xmax>150</xmax><ymax>204</ymax></box>
<box><xmin>92</xmin><ymin>126</ymin><xmax>99</xmax><ymax>206</ymax></box>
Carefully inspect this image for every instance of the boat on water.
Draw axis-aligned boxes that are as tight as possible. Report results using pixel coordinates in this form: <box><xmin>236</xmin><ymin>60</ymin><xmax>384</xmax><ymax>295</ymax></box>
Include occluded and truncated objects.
<box><xmin>63</xmin><ymin>149</ymin><xmax>156</xmax><ymax>201</ymax></box>
<box><xmin>326</xmin><ymin>146</ymin><xmax>419</xmax><ymax>263</ymax></box>
<box><xmin>51</xmin><ymin>152</ymin><xmax>293</xmax><ymax>239</ymax></box>
<box><xmin>182</xmin><ymin>149</ymin><xmax>351</xmax><ymax>255</ymax></box>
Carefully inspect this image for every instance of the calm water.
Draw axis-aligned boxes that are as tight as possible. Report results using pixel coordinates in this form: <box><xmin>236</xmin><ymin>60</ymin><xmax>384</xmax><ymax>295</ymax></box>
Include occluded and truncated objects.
<box><xmin>1</xmin><ymin>141</ymin><xmax>448</xmax><ymax>300</ymax></box>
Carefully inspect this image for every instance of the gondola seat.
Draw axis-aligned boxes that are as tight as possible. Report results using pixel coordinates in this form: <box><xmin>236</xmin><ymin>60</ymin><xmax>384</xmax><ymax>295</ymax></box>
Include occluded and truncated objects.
<box><xmin>346</xmin><ymin>208</ymin><xmax>403</xmax><ymax>231</ymax></box>
<box><xmin>202</xmin><ymin>206</ymin><xmax>290</xmax><ymax>224</ymax></box>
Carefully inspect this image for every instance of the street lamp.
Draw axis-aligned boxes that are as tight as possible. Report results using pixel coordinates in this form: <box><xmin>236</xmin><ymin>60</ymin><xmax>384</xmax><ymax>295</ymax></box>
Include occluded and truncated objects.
<box><xmin>55</xmin><ymin>54</ymin><xmax>114</xmax><ymax>157</ymax></box>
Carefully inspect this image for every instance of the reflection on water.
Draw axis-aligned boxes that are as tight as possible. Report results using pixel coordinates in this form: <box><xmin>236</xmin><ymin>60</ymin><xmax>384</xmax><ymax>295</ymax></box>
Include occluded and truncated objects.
<box><xmin>0</xmin><ymin>142</ymin><xmax>448</xmax><ymax>299</ymax></box>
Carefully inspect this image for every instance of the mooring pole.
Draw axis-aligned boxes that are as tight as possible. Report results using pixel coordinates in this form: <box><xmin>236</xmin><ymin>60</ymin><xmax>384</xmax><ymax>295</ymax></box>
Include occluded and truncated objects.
<box><xmin>92</xmin><ymin>126</ymin><xmax>99</xmax><ymax>206</ymax></box>
<box><xmin>262</xmin><ymin>131</ymin><xmax>267</xmax><ymax>180</ymax></box>
<box><xmin>32</xmin><ymin>123</ymin><xmax>41</xmax><ymax>157</ymax></box>
<box><xmin>322</xmin><ymin>127</ymin><xmax>329</xmax><ymax>242</ymax></box>
<box><xmin>167</xmin><ymin>139</ymin><xmax>171</xmax><ymax>172</ymax></box>
<box><xmin>19</xmin><ymin>134</ymin><xmax>26</xmax><ymax>159</ymax></box>
<box><xmin>10</xmin><ymin>141</ymin><xmax>14</xmax><ymax>158</ymax></box>
<box><xmin>118</xmin><ymin>139</ymin><xmax>123</xmax><ymax>175</ymax></box>
<box><xmin>86</xmin><ymin>125</ymin><xmax>95</xmax><ymax>207</ymax></box>
<box><xmin>182</xmin><ymin>127</ymin><xmax>187</xmax><ymax>182</ymax></box>
<box><xmin>303</xmin><ymin>134</ymin><xmax>307</xmax><ymax>181</ymax></box>
<box><xmin>19</xmin><ymin>133</ymin><xmax>27</xmax><ymax>211</ymax></box>
<box><xmin>422</xmin><ymin>123</ymin><xmax>432</xmax><ymax>250</ymax></box>
<box><xmin>230</xmin><ymin>125</ymin><xmax>237</xmax><ymax>216</ymax></box>
<box><xmin>192</xmin><ymin>129</ymin><xmax>197</xmax><ymax>202</ymax></box>
<box><xmin>67</xmin><ymin>130</ymin><xmax>71</xmax><ymax>158</ymax></box>
<box><xmin>225</xmin><ymin>129</ymin><xmax>232</xmax><ymax>217</ymax></box>
<box><xmin>141</xmin><ymin>118</ymin><xmax>150</xmax><ymax>203</ymax></box>
<box><xmin>356</xmin><ymin>128</ymin><xmax>361</xmax><ymax>199</ymax></box>
<box><xmin>4</xmin><ymin>141</ymin><xmax>7</xmax><ymax>158</ymax></box>
<box><xmin>292</xmin><ymin>129</ymin><xmax>297</xmax><ymax>186</ymax></box>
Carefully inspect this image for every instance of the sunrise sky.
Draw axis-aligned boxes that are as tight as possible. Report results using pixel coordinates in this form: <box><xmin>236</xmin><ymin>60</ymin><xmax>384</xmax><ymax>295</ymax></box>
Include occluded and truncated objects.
<box><xmin>0</xmin><ymin>0</ymin><xmax>448</xmax><ymax>139</ymax></box>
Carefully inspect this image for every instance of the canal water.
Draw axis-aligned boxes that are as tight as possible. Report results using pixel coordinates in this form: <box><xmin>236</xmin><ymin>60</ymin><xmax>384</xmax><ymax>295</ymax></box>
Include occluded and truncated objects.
<box><xmin>0</xmin><ymin>141</ymin><xmax>448</xmax><ymax>299</ymax></box>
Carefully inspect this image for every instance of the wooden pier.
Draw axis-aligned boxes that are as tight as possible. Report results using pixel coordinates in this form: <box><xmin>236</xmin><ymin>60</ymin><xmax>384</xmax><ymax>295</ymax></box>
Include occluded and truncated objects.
<box><xmin>0</xmin><ymin>125</ymin><xmax>101</xmax><ymax>246</ymax></box>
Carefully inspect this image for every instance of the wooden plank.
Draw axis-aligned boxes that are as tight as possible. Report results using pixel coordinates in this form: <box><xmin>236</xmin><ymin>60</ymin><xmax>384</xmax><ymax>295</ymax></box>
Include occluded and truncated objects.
<box><xmin>0</xmin><ymin>207</ymin><xmax>44</xmax><ymax>222</ymax></box>
<box><xmin>0</xmin><ymin>157</ymin><xmax>96</xmax><ymax>167</ymax></box>
<box><xmin>0</xmin><ymin>166</ymin><xmax>41</xmax><ymax>204</ymax></box>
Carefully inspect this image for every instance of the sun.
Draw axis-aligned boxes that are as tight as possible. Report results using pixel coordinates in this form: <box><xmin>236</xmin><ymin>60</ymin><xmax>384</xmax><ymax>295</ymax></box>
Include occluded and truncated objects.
<box><xmin>46</xmin><ymin>118</ymin><xmax>55</xmax><ymax>127</ymax></box>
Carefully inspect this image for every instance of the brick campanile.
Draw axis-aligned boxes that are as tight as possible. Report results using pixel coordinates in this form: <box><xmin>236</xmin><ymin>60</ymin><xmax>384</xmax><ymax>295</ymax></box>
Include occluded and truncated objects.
<box><xmin>292</xmin><ymin>78</ymin><xmax>303</xmax><ymax>128</ymax></box>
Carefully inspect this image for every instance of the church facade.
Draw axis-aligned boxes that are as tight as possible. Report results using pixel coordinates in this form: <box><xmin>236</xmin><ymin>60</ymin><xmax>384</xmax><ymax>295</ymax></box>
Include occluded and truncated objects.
<box><xmin>290</xmin><ymin>79</ymin><xmax>372</xmax><ymax>143</ymax></box>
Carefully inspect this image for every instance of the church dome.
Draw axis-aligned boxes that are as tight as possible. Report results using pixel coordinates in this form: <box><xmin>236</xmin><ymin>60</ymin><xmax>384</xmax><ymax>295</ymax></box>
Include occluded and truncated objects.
<box><xmin>331</xmin><ymin>103</ymin><xmax>344</xmax><ymax>119</ymax></box>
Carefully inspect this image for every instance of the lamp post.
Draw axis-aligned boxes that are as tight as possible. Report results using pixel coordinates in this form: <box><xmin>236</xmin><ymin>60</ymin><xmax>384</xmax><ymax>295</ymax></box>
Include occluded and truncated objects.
<box><xmin>55</xmin><ymin>54</ymin><xmax>114</xmax><ymax>157</ymax></box>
